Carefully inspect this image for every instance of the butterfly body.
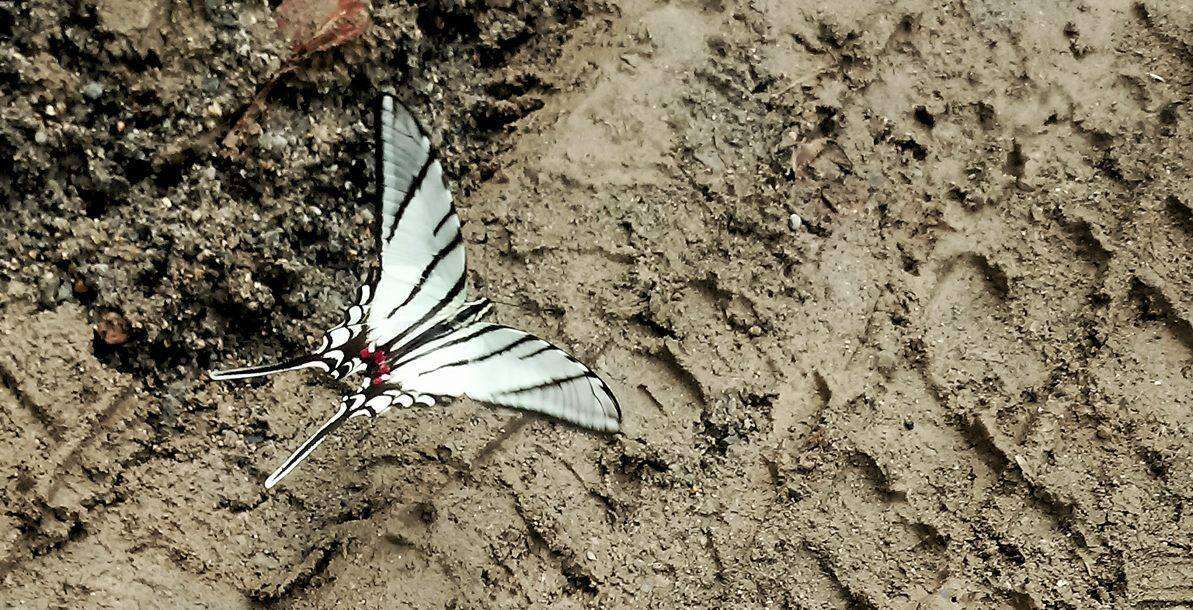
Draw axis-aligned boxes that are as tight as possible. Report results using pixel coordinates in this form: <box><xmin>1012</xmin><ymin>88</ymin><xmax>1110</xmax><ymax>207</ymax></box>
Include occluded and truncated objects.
<box><xmin>211</xmin><ymin>95</ymin><xmax>621</xmax><ymax>488</ymax></box>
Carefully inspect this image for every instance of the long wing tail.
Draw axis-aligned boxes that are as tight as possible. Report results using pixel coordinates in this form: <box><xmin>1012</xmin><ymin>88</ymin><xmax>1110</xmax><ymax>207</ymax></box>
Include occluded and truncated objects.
<box><xmin>264</xmin><ymin>405</ymin><xmax>354</xmax><ymax>489</ymax></box>
<box><xmin>208</xmin><ymin>355</ymin><xmax>327</xmax><ymax>381</ymax></box>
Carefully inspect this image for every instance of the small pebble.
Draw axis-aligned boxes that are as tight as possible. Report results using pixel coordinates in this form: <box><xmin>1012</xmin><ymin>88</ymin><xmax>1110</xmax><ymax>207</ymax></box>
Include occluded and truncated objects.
<box><xmin>37</xmin><ymin>274</ymin><xmax>60</xmax><ymax>306</ymax></box>
<box><xmin>82</xmin><ymin>81</ymin><xmax>104</xmax><ymax>100</ymax></box>
<box><xmin>876</xmin><ymin>349</ymin><xmax>897</xmax><ymax>377</ymax></box>
<box><xmin>96</xmin><ymin>312</ymin><xmax>131</xmax><ymax>345</ymax></box>
<box><xmin>259</xmin><ymin>133</ymin><xmax>286</xmax><ymax>150</ymax></box>
<box><xmin>788</xmin><ymin>213</ymin><xmax>802</xmax><ymax>232</ymax></box>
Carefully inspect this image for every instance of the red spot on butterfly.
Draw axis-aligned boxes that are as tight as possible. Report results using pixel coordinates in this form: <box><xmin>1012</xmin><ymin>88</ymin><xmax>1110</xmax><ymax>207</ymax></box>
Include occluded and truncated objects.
<box><xmin>360</xmin><ymin>346</ymin><xmax>391</xmax><ymax>385</ymax></box>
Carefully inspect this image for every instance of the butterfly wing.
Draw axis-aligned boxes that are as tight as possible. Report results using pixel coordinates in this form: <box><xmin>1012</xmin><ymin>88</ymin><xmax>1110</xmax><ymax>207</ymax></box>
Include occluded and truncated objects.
<box><xmin>210</xmin><ymin>273</ymin><xmax>376</xmax><ymax>381</ymax></box>
<box><xmin>263</xmin><ymin>376</ymin><xmax>413</xmax><ymax>489</ymax></box>
<box><xmin>386</xmin><ymin>323</ymin><xmax>622</xmax><ymax>432</ymax></box>
<box><xmin>367</xmin><ymin>95</ymin><xmax>467</xmax><ymax>354</ymax></box>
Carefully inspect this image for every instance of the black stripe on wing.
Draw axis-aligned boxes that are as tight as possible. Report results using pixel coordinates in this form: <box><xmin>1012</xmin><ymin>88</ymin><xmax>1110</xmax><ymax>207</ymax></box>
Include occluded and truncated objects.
<box><xmin>383</xmin><ymin>152</ymin><xmax>436</xmax><ymax>245</ymax></box>
<box><xmin>385</xmin><ymin>229</ymin><xmax>463</xmax><ymax>318</ymax></box>
<box><xmin>432</xmin><ymin>208</ymin><xmax>455</xmax><ymax>235</ymax></box>
<box><xmin>422</xmin><ymin>334</ymin><xmax>538</xmax><ymax>374</ymax></box>
<box><xmin>394</xmin><ymin>299</ymin><xmax>494</xmax><ymax>360</ymax></box>
<box><xmin>391</xmin><ymin>312</ymin><xmax>500</xmax><ymax>368</ymax></box>
<box><xmin>519</xmin><ymin>344</ymin><xmax>555</xmax><ymax>360</ymax></box>
<box><xmin>379</xmin><ymin>272</ymin><xmax>467</xmax><ymax>352</ymax></box>
<box><xmin>372</xmin><ymin>97</ymin><xmax>384</xmax><ymax>251</ymax></box>
<box><xmin>493</xmin><ymin>340</ymin><xmax>624</xmax><ymax>426</ymax></box>
<box><xmin>496</xmin><ymin>372</ymin><xmax>593</xmax><ymax>396</ymax></box>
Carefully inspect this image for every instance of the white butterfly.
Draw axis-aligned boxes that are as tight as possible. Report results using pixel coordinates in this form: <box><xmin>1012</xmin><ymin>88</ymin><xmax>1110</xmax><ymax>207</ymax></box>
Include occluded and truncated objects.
<box><xmin>210</xmin><ymin>95</ymin><xmax>622</xmax><ymax>489</ymax></box>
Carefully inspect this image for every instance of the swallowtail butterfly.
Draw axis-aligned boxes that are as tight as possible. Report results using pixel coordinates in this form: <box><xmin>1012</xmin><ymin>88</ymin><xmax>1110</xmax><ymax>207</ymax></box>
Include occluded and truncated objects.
<box><xmin>211</xmin><ymin>95</ymin><xmax>622</xmax><ymax>489</ymax></box>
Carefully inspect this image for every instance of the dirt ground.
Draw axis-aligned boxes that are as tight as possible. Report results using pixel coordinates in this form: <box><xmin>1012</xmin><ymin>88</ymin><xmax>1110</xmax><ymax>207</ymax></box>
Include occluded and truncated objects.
<box><xmin>1</xmin><ymin>0</ymin><xmax>1191</xmax><ymax>607</ymax></box>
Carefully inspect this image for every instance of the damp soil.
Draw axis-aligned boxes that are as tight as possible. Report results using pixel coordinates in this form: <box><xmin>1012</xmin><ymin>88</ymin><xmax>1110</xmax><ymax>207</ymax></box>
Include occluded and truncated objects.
<box><xmin>2</xmin><ymin>0</ymin><xmax>1192</xmax><ymax>608</ymax></box>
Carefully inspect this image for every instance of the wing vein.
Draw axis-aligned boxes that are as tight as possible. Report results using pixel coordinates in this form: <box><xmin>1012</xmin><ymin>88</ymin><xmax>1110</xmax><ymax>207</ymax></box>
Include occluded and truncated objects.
<box><xmin>382</xmin><ymin>153</ymin><xmax>436</xmax><ymax>245</ymax></box>
<box><xmin>385</xmin><ymin>230</ymin><xmax>463</xmax><ymax>318</ymax></box>
<box><xmin>422</xmin><ymin>335</ymin><xmax>537</xmax><ymax>374</ymax></box>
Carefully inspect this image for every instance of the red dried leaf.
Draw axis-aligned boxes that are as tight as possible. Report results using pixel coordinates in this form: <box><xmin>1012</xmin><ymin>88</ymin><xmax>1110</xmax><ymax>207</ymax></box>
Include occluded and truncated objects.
<box><xmin>275</xmin><ymin>0</ymin><xmax>369</xmax><ymax>56</ymax></box>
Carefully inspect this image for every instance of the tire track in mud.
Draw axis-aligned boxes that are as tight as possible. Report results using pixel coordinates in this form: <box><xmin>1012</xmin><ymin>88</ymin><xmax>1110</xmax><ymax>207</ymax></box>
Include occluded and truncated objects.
<box><xmin>4</xmin><ymin>0</ymin><xmax>1193</xmax><ymax>606</ymax></box>
<box><xmin>0</xmin><ymin>401</ymin><xmax>141</xmax><ymax>581</ymax></box>
<box><xmin>0</xmin><ymin>355</ymin><xmax>65</xmax><ymax>442</ymax></box>
<box><xmin>249</xmin><ymin>414</ymin><xmax>620</xmax><ymax>606</ymax></box>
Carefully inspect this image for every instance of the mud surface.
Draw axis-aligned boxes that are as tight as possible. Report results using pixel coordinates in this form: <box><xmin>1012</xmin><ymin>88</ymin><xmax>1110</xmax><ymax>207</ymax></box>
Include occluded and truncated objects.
<box><xmin>2</xmin><ymin>0</ymin><xmax>1192</xmax><ymax>607</ymax></box>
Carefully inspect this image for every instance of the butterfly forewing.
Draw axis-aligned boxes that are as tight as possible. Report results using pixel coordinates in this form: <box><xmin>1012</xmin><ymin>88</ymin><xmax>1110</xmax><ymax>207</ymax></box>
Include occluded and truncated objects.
<box><xmin>387</xmin><ymin>322</ymin><xmax>622</xmax><ymax>432</ymax></box>
<box><xmin>368</xmin><ymin>96</ymin><xmax>467</xmax><ymax>352</ymax></box>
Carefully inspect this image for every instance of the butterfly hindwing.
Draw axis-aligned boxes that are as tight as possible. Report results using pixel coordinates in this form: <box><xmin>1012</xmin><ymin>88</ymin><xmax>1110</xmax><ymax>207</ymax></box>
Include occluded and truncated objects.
<box><xmin>263</xmin><ymin>379</ymin><xmax>412</xmax><ymax>489</ymax></box>
<box><xmin>368</xmin><ymin>95</ymin><xmax>467</xmax><ymax>353</ymax></box>
<box><xmin>385</xmin><ymin>322</ymin><xmax>622</xmax><ymax>432</ymax></box>
<box><xmin>208</xmin><ymin>269</ymin><xmax>376</xmax><ymax>381</ymax></box>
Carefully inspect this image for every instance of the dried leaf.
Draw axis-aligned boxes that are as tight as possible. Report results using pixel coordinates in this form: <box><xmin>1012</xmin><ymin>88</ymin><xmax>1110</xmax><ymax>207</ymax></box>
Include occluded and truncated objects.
<box><xmin>221</xmin><ymin>0</ymin><xmax>369</xmax><ymax>152</ymax></box>
<box><xmin>276</xmin><ymin>0</ymin><xmax>370</xmax><ymax>56</ymax></box>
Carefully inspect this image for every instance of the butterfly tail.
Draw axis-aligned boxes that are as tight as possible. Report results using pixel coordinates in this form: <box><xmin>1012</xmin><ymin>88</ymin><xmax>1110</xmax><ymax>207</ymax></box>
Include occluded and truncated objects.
<box><xmin>208</xmin><ymin>355</ymin><xmax>325</xmax><ymax>381</ymax></box>
<box><xmin>264</xmin><ymin>406</ymin><xmax>354</xmax><ymax>489</ymax></box>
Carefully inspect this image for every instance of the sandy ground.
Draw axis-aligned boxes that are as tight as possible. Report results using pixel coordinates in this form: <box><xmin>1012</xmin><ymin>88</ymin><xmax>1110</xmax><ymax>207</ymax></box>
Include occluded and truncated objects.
<box><xmin>2</xmin><ymin>0</ymin><xmax>1192</xmax><ymax>607</ymax></box>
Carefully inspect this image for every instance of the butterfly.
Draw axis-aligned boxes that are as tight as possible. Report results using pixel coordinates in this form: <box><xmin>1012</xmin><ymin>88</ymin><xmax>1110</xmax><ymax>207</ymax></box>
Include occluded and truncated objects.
<box><xmin>210</xmin><ymin>95</ymin><xmax>622</xmax><ymax>489</ymax></box>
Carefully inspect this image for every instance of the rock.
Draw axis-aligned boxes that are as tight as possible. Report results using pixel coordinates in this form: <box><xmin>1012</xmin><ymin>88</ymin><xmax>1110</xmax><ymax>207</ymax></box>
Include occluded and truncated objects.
<box><xmin>876</xmin><ymin>349</ymin><xmax>897</xmax><ymax>378</ymax></box>
<box><xmin>96</xmin><ymin>311</ymin><xmax>131</xmax><ymax>345</ymax></box>
<box><xmin>72</xmin><ymin>278</ymin><xmax>93</xmax><ymax>298</ymax></box>
<box><xmin>788</xmin><ymin>213</ymin><xmax>802</xmax><ymax>232</ymax></box>
<box><xmin>37</xmin><ymin>274</ymin><xmax>61</xmax><ymax>306</ymax></box>
<box><xmin>98</xmin><ymin>0</ymin><xmax>155</xmax><ymax>35</ymax></box>
<box><xmin>82</xmin><ymin>81</ymin><xmax>104</xmax><ymax>100</ymax></box>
